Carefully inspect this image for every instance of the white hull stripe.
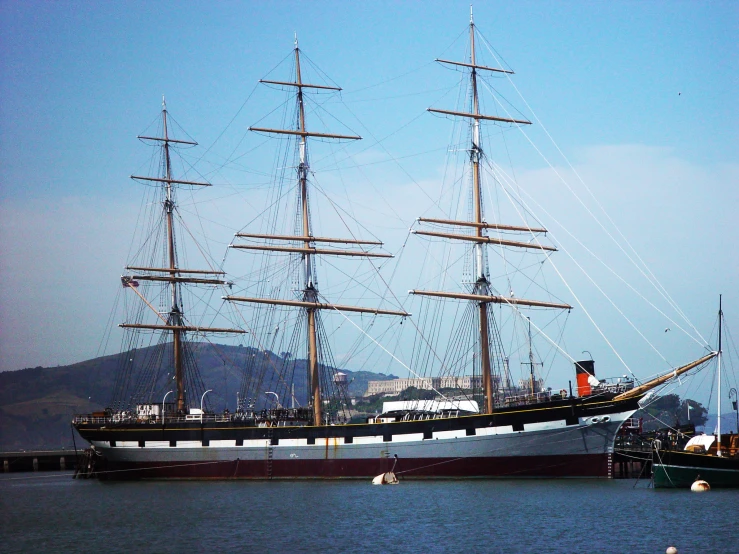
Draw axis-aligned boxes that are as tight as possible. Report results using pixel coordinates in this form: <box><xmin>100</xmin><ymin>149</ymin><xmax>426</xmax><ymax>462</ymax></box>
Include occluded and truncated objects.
<box><xmin>92</xmin><ymin>412</ymin><xmax>632</xmax><ymax>450</ymax></box>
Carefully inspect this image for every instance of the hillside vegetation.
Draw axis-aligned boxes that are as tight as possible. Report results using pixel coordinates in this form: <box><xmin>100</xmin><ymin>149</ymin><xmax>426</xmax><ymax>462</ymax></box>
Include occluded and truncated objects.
<box><xmin>0</xmin><ymin>343</ymin><xmax>395</xmax><ymax>450</ymax></box>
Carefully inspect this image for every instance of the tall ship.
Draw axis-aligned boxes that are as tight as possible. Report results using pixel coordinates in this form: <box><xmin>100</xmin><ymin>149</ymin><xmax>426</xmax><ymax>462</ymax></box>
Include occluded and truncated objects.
<box><xmin>74</xmin><ymin>14</ymin><xmax>717</xmax><ymax>479</ymax></box>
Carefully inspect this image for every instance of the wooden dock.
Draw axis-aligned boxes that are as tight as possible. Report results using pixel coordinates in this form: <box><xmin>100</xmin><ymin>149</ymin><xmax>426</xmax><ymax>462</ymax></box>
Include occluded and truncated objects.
<box><xmin>1</xmin><ymin>450</ymin><xmax>80</xmax><ymax>473</ymax></box>
<box><xmin>613</xmin><ymin>448</ymin><xmax>652</xmax><ymax>479</ymax></box>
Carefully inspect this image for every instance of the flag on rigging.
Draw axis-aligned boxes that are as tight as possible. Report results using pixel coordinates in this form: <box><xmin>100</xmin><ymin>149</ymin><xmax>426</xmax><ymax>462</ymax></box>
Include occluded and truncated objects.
<box><xmin>121</xmin><ymin>276</ymin><xmax>139</xmax><ymax>288</ymax></box>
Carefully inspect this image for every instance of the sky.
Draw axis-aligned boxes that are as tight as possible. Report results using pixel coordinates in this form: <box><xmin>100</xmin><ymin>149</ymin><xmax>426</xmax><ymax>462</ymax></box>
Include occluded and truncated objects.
<box><xmin>1</xmin><ymin>1</ymin><xmax>737</xmax><ymax>406</ymax></box>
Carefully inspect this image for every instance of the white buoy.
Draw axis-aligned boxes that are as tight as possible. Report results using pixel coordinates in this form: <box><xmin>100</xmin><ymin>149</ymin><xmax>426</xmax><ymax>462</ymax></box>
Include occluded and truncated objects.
<box><xmin>690</xmin><ymin>479</ymin><xmax>710</xmax><ymax>492</ymax></box>
<box><xmin>666</xmin><ymin>547</ymin><xmax>678</xmax><ymax>554</ymax></box>
<box><xmin>371</xmin><ymin>471</ymin><xmax>399</xmax><ymax>485</ymax></box>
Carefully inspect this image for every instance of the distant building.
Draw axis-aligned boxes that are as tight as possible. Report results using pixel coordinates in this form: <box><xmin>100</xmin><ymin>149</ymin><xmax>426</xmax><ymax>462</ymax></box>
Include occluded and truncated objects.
<box><xmin>365</xmin><ymin>376</ymin><xmax>486</xmax><ymax>397</ymax></box>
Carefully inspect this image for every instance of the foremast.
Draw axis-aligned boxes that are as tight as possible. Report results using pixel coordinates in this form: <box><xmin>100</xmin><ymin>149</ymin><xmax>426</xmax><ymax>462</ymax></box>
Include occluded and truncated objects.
<box><xmin>411</xmin><ymin>10</ymin><xmax>570</xmax><ymax>414</ymax></box>
<box><xmin>226</xmin><ymin>39</ymin><xmax>408</xmax><ymax>426</ymax></box>
<box><xmin>124</xmin><ymin>98</ymin><xmax>245</xmax><ymax>413</ymax></box>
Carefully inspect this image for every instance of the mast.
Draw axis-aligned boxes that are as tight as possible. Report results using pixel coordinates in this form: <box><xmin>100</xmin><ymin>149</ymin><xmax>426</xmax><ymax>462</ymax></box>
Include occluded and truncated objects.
<box><xmin>160</xmin><ymin>98</ymin><xmax>186</xmax><ymax>413</ymax></box>
<box><xmin>124</xmin><ymin>98</ymin><xmax>245</xmax><ymax>413</ymax></box>
<box><xmin>294</xmin><ymin>39</ymin><xmax>322</xmax><ymax>425</ymax></box>
<box><xmin>718</xmin><ymin>294</ymin><xmax>723</xmax><ymax>456</ymax></box>
<box><xmin>412</xmin><ymin>10</ymin><xmax>571</xmax><ymax>415</ymax></box>
<box><xmin>228</xmin><ymin>38</ymin><xmax>408</xmax><ymax>426</ymax></box>
<box><xmin>468</xmin><ymin>9</ymin><xmax>495</xmax><ymax>414</ymax></box>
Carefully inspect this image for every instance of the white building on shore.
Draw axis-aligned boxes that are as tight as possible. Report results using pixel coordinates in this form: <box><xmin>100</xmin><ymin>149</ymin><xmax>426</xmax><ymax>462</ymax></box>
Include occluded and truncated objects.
<box><xmin>365</xmin><ymin>376</ymin><xmax>485</xmax><ymax>397</ymax></box>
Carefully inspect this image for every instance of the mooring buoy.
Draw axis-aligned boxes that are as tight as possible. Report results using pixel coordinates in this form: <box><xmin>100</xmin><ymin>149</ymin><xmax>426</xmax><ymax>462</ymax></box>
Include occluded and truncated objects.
<box><xmin>690</xmin><ymin>479</ymin><xmax>710</xmax><ymax>492</ymax></box>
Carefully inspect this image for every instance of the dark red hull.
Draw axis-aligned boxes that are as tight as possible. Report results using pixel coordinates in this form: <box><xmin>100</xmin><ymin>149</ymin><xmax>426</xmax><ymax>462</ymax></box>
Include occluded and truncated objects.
<box><xmin>95</xmin><ymin>453</ymin><xmax>611</xmax><ymax>480</ymax></box>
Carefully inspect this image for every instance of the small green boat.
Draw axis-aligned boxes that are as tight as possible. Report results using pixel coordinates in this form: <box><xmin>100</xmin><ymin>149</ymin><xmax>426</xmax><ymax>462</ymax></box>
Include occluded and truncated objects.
<box><xmin>653</xmin><ymin>434</ymin><xmax>739</xmax><ymax>488</ymax></box>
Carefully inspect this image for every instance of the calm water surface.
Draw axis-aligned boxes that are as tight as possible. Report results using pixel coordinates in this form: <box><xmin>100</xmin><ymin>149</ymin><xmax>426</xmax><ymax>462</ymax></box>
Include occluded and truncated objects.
<box><xmin>1</xmin><ymin>473</ymin><xmax>737</xmax><ymax>553</ymax></box>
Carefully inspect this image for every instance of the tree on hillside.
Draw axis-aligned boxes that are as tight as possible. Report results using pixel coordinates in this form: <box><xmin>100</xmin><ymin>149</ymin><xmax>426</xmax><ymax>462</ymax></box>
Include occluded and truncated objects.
<box><xmin>398</xmin><ymin>386</ymin><xmax>436</xmax><ymax>401</ymax></box>
<box><xmin>643</xmin><ymin>393</ymin><xmax>682</xmax><ymax>426</ymax></box>
<box><xmin>679</xmin><ymin>398</ymin><xmax>708</xmax><ymax>427</ymax></box>
<box><xmin>636</xmin><ymin>393</ymin><xmax>708</xmax><ymax>431</ymax></box>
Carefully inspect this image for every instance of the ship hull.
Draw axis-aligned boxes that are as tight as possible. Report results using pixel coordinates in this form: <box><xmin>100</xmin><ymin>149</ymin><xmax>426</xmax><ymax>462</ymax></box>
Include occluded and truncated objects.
<box><xmin>92</xmin><ymin>453</ymin><xmax>611</xmax><ymax>480</ymax></box>
<box><xmin>75</xmin><ymin>396</ymin><xmax>639</xmax><ymax>480</ymax></box>
<box><xmin>653</xmin><ymin>450</ymin><xmax>739</xmax><ymax>488</ymax></box>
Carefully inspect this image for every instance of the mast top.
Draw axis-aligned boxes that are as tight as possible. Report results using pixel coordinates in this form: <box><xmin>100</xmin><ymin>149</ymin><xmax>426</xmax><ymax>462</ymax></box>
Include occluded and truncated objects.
<box><xmin>470</xmin><ymin>5</ymin><xmax>474</xmax><ymax>25</ymax></box>
<box><xmin>162</xmin><ymin>95</ymin><xmax>166</xmax><ymax>110</ymax></box>
<box><xmin>294</xmin><ymin>32</ymin><xmax>298</xmax><ymax>49</ymax></box>
<box><xmin>718</xmin><ymin>293</ymin><xmax>723</xmax><ymax>353</ymax></box>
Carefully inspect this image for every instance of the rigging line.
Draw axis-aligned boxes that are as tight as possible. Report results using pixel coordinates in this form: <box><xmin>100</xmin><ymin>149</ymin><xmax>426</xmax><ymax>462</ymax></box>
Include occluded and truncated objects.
<box><xmin>309</xmin><ymin>102</ymin><xmax>428</xmax><ymax>175</ymax></box>
<box><xmin>330</xmin><ymin>100</ymin><xmax>441</xmax><ymax>206</ymax></box>
<box><xmin>177</xmin><ymin>204</ymin><xmax>244</xmax><ymax>236</ymax></box>
<box><xmin>301</xmin><ymin>178</ymin><xmax>400</xmax><ymax>314</ymax></box>
<box><xmin>473</xmin><ymin>25</ymin><xmax>515</xmax><ymax>73</ymax></box>
<box><xmin>173</xmin><ymin>209</ymin><xmax>223</xmax><ymax>273</ymax></box>
<box><xmin>126</xmin><ymin>172</ymin><xmax>155</xmax><ymax>263</ymax></box>
<box><xmin>308</xmin><ymin>179</ymin><xmax>386</xmax><ymax>248</ymax></box>
<box><xmin>164</xmin><ymin>113</ymin><xmax>199</xmax><ymax>146</ymax></box>
<box><xmin>226</xmin><ymin>179</ymin><xmax>299</xmax><ymax>247</ymax></box>
<box><xmin>196</xmin><ymin>143</ymin><xmax>275</xmax><ymax>178</ymax></box>
<box><xmin>339</xmin><ymin>85</ymin><xmax>456</xmax><ymax>104</ymax></box>
<box><xmin>179</xmin><ymin>185</ymin><xmax>216</xmax><ymax>267</ymax></box>
<box><xmin>652</xmin><ymin>448</ymin><xmax>677</xmax><ymax>488</ymax></box>
<box><xmin>342</xmin><ymin>61</ymin><xmax>436</xmax><ymax>95</ymax></box>
<box><xmin>486</xmin><ymin>165</ymin><xmax>652</xmax><ymax>365</ymax></box>
<box><xmin>298</xmin><ymin>50</ymin><xmax>342</xmax><ymax>90</ymax></box>
<box><xmin>302</xmin><ymin>93</ymin><xmax>363</xmax><ymax>138</ymax></box>
<box><xmin>317</xmin><ymin>146</ymin><xmax>448</xmax><ymax>174</ymax></box>
<box><xmin>318</xmin><ymin>292</ymin><xmax>450</xmax><ymax>402</ymax></box>
<box><xmin>95</xmin><ymin>286</ymin><xmax>122</xmax><ymax>358</ymax></box>
<box><xmin>477</xmin><ymin>74</ymin><xmax>530</xmax><ymax>123</ymax></box>
<box><xmin>221</xmin><ymin>295</ymin><xmax>313</xmax><ymax>405</ymax></box>
<box><xmin>509</xmin><ymin>301</ymin><xmax>577</xmax><ymax>365</ymax></box>
<box><xmin>168</xmin><ymin>145</ymin><xmax>212</xmax><ymax>187</ymax></box>
<box><xmin>477</xmin><ymin>45</ymin><xmax>707</xmax><ymax>346</ymax></box>
<box><xmin>476</xmin><ymin>87</ymin><xmax>706</xmax><ymax>362</ymax></box>
<box><xmin>410</xmin><ymin>232</ymin><xmax>473</xmax><ymax>292</ymax></box>
<box><xmin>543</xmin><ymin>312</ymin><xmax>571</xmax><ymax>383</ymax></box>
<box><xmin>261</xmin><ymin>48</ymin><xmax>300</xmax><ymax>82</ymax></box>
<box><xmin>488</xmin><ymin>163</ymin><xmax>638</xmax><ymax>374</ymax></box>
<box><xmin>489</xmin><ymin>160</ymin><xmax>708</xmax><ymax>353</ymax></box>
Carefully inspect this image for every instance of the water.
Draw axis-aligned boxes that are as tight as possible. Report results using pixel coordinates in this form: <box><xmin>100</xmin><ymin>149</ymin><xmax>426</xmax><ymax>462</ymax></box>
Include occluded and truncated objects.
<box><xmin>1</xmin><ymin>473</ymin><xmax>737</xmax><ymax>553</ymax></box>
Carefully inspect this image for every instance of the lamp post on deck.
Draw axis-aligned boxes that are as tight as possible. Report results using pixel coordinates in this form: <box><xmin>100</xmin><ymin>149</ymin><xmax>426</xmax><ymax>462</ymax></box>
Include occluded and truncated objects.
<box><xmin>162</xmin><ymin>390</ymin><xmax>173</xmax><ymax>422</ymax></box>
<box><xmin>265</xmin><ymin>391</ymin><xmax>282</xmax><ymax>409</ymax></box>
<box><xmin>200</xmin><ymin>389</ymin><xmax>212</xmax><ymax>423</ymax></box>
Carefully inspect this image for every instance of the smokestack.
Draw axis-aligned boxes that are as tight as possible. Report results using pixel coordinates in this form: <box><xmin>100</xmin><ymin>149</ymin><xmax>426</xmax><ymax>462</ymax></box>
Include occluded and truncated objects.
<box><xmin>575</xmin><ymin>360</ymin><xmax>595</xmax><ymax>397</ymax></box>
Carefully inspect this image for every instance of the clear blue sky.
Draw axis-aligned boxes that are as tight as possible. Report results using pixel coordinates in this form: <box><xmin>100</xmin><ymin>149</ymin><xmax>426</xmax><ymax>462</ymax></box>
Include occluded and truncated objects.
<box><xmin>1</xmin><ymin>1</ymin><xmax>737</xmax><ymax>407</ymax></box>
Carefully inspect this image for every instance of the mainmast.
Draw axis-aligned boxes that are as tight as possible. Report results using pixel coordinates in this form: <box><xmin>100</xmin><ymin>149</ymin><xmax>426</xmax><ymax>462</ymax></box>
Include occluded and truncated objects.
<box><xmin>124</xmin><ymin>98</ymin><xmax>245</xmax><ymax>413</ymax></box>
<box><xmin>411</xmin><ymin>11</ymin><xmax>569</xmax><ymax>414</ymax></box>
<box><xmin>161</xmin><ymin>99</ymin><xmax>185</xmax><ymax>413</ymax></box>
<box><xmin>717</xmin><ymin>294</ymin><xmax>723</xmax><ymax>456</ymax></box>
<box><xmin>227</xmin><ymin>39</ymin><xmax>409</xmax><ymax>425</ymax></box>
<box><xmin>293</xmin><ymin>40</ymin><xmax>322</xmax><ymax>426</ymax></box>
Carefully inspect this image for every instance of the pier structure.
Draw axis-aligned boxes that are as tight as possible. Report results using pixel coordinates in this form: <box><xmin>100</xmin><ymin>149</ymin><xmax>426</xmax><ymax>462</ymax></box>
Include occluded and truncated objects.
<box><xmin>1</xmin><ymin>450</ymin><xmax>79</xmax><ymax>473</ymax></box>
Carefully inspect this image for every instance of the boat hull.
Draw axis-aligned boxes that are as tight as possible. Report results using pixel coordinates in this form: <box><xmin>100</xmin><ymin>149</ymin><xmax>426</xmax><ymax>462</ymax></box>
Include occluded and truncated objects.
<box><xmin>75</xmin><ymin>396</ymin><xmax>639</xmax><ymax>480</ymax></box>
<box><xmin>653</xmin><ymin>450</ymin><xmax>739</xmax><ymax>488</ymax></box>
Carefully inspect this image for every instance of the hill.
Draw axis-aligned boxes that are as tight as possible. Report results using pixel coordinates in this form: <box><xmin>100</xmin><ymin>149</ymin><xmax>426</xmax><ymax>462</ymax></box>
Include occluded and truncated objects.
<box><xmin>0</xmin><ymin>344</ymin><xmax>396</xmax><ymax>451</ymax></box>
